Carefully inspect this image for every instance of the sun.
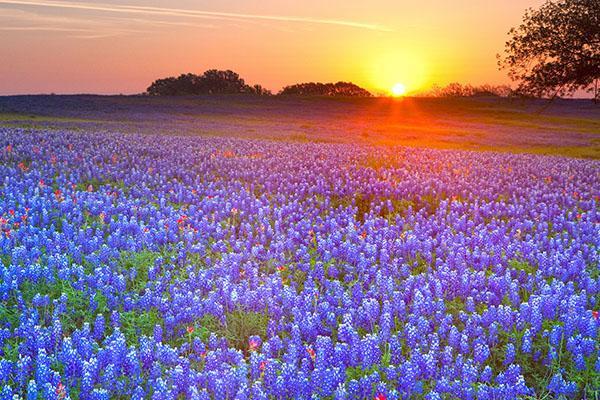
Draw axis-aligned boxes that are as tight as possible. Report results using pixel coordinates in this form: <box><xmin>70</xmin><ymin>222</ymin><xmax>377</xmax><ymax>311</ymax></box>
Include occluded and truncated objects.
<box><xmin>391</xmin><ymin>83</ymin><xmax>407</xmax><ymax>97</ymax></box>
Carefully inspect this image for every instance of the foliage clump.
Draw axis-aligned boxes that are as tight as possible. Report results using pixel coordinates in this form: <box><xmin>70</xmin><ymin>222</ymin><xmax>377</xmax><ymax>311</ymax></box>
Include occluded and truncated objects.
<box><xmin>147</xmin><ymin>69</ymin><xmax>271</xmax><ymax>96</ymax></box>
<box><xmin>499</xmin><ymin>0</ymin><xmax>600</xmax><ymax>101</ymax></box>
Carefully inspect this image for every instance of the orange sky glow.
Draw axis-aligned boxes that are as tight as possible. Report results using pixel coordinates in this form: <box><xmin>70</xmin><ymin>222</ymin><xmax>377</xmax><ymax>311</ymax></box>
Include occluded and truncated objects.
<box><xmin>0</xmin><ymin>0</ymin><xmax>547</xmax><ymax>95</ymax></box>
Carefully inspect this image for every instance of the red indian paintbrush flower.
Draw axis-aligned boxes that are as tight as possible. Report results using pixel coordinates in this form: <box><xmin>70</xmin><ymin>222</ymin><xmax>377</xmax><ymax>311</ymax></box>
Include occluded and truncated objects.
<box><xmin>56</xmin><ymin>382</ymin><xmax>66</xmax><ymax>399</ymax></box>
<box><xmin>248</xmin><ymin>338</ymin><xmax>260</xmax><ymax>351</ymax></box>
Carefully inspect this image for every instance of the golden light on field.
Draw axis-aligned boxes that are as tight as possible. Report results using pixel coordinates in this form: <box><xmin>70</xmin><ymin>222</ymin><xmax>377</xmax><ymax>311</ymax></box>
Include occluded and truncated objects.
<box><xmin>391</xmin><ymin>83</ymin><xmax>406</xmax><ymax>97</ymax></box>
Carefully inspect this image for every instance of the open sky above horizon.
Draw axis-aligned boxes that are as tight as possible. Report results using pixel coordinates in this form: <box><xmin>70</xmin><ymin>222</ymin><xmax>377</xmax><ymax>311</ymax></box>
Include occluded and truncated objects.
<box><xmin>0</xmin><ymin>0</ymin><xmax>547</xmax><ymax>95</ymax></box>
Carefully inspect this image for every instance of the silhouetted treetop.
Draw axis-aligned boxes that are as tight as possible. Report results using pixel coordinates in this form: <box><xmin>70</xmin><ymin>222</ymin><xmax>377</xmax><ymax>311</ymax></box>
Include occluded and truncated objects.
<box><xmin>278</xmin><ymin>82</ymin><xmax>372</xmax><ymax>97</ymax></box>
<box><xmin>499</xmin><ymin>0</ymin><xmax>600</xmax><ymax>101</ymax></box>
<box><xmin>422</xmin><ymin>83</ymin><xmax>513</xmax><ymax>98</ymax></box>
<box><xmin>146</xmin><ymin>69</ymin><xmax>271</xmax><ymax>96</ymax></box>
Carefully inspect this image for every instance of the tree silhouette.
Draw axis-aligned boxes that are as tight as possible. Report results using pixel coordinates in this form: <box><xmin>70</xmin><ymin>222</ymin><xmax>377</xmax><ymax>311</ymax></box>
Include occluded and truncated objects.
<box><xmin>425</xmin><ymin>83</ymin><xmax>512</xmax><ymax>97</ymax></box>
<box><xmin>279</xmin><ymin>82</ymin><xmax>372</xmax><ymax>97</ymax></box>
<box><xmin>198</xmin><ymin>69</ymin><xmax>249</xmax><ymax>94</ymax></box>
<box><xmin>146</xmin><ymin>70</ymin><xmax>272</xmax><ymax>96</ymax></box>
<box><xmin>498</xmin><ymin>0</ymin><xmax>600</xmax><ymax>101</ymax></box>
<box><xmin>147</xmin><ymin>72</ymin><xmax>372</xmax><ymax>97</ymax></box>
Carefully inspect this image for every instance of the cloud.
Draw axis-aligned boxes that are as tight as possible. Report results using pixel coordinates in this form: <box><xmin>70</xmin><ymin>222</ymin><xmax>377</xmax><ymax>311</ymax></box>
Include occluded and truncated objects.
<box><xmin>0</xmin><ymin>25</ymin><xmax>89</xmax><ymax>31</ymax></box>
<box><xmin>0</xmin><ymin>5</ymin><xmax>191</xmax><ymax>38</ymax></box>
<box><xmin>0</xmin><ymin>0</ymin><xmax>392</xmax><ymax>32</ymax></box>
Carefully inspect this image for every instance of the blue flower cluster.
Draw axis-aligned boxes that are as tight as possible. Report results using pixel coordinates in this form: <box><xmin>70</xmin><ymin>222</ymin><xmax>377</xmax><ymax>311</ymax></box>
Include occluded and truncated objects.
<box><xmin>0</xmin><ymin>128</ymin><xmax>598</xmax><ymax>399</ymax></box>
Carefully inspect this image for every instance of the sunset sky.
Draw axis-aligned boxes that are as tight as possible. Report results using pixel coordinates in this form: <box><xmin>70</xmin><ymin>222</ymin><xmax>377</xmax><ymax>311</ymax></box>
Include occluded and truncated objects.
<box><xmin>0</xmin><ymin>0</ymin><xmax>546</xmax><ymax>95</ymax></box>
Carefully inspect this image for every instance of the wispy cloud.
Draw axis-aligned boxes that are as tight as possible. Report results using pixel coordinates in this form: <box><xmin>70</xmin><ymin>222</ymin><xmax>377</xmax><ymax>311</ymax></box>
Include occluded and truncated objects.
<box><xmin>106</xmin><ymin>16</ymin><xmax>217</xmax><ymax>30</ymax></box>
<box><xmin>0</xmin><ymin>0</ymin><xmax>392</xmax><ymax>32</ymax></box>
<box><xmin>0</xmin><ymin>7</ymin><xmax>150</xmax><ymax>37</ymax></box>
<box><xmin>0</xmin><ymin>25</ymin><xmax>88</xmax><ymax>31</ymax></box>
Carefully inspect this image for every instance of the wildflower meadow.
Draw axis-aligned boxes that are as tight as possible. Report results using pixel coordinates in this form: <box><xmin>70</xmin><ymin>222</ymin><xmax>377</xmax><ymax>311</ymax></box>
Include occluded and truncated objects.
<box><xmin>0</xmin><ymin>127</ymin><xmax>598</xmax><ymax>399</ymax></box>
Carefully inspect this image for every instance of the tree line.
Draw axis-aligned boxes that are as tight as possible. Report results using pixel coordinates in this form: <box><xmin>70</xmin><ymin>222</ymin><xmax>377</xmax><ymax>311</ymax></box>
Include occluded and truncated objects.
<box><xmin>146</xmin><ymin>72</ymin><xmax>516</xmax><ymax>98</ymax></box>
<box><xmin>146</xmin><ymin>70</ymin><xmax>271</xmax><ymax>96</ymax></box>
<box><xmin>420</xmin><ymin>83</ymin><xmax>513</xmax><ymax>98</ymax></box>
<box><xmin>278</xmin><ymin>82</ymin><xmax>372</xmax><ymax>97</ymax></box>
<box><xmin>146</xmin><ymin>70</ymin><xmax>373</xmax><ymax>97</ymax></box>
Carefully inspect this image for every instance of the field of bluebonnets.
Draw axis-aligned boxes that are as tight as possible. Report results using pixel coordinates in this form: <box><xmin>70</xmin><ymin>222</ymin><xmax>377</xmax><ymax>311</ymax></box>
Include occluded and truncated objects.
<box><xmin>0</xmin><ymin>103</ymin><xmax>598</xmax><ymax>399</ymax></box>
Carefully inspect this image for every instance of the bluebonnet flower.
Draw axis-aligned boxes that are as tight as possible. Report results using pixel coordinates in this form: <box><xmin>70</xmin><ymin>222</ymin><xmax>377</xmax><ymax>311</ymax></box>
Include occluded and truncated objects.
<box><xmin>361</xmin><ymin>334</ymin><xmax>381</xmax><ymax>368</ymax></box>
<box><xmin>91</xmin><ymin>388</ymin><xmax>110</xmax><ymax>400</ymax></box>
<box><xmin>0</xmin><ymin>360</ymin><xmax>12</xmax><ymax>385</ymax></box>
<box><xmin>521</xmin><ymin>329</ymin><xmax>533</xmax><ymax>353</ymax></box>
<box><xmin>0</xmin><ymin>128</ymin><xmax>597</xmax><ymax>398</ymax></box>
<box><xmin>504</xmin><ymin>343</ymin><xmax>515</xmax><ymax>365</ymax></box>
<box><xmin>26</xmin><ymin>380</ymin><xmax>38</xmax><ymax>400</ymax></box>
<box><xmin>547</xmin><ymin>373</ymin><xmax>578</xmax><ymax>397</ymax></box>
<box><xmin>474</xmin><ymin>342</ymin><xmax>490</xmax><ymax>364</ymax></box>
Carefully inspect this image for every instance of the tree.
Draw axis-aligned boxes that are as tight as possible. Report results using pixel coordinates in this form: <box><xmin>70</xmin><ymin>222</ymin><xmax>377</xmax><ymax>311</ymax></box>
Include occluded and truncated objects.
<box><xmin>423</xmin><ymin>83</ymin><xmax>512</xmax><ymax>98</ymax></box>
<box><xmin>250</xmin><ymin>84</ymin><xmax>272</xmax><ymax>96</ymax></box>
<box><xmin>197</xmin><ymin>69</ymin><xmax>250</xmax><ymax>94</ymax></box>
<box><xmin>498</xmin><ymin>0</ymin><xmax>600</xmax><ymax>101</ymax></box>
<box><xmin>146</xmin><ymin>69</ymin><xmax>271</xmax><ymax>96</ymax></box>
<box><xmin>278</xmin><ymin>81</ymin><xmax>372</xmax><ymax>97</ymax></box>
